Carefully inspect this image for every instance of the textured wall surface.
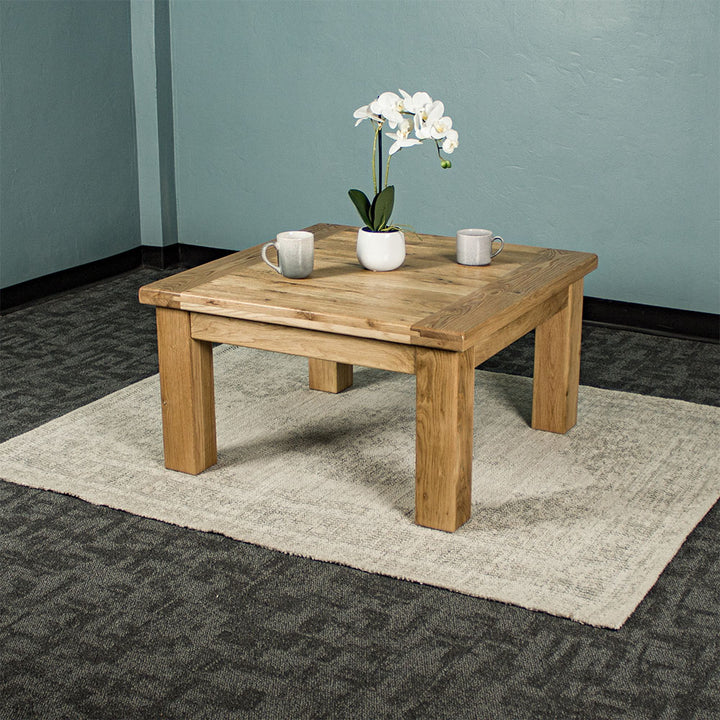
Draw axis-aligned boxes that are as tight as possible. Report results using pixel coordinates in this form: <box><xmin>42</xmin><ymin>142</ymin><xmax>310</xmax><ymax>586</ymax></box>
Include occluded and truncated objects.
<box><xmin>131</xmin><ymin>0</ymin><xmax>164</xmax><ymax>249</ymax></box>
<box><xmin>170</xmin><ymin>0</ymin><xmax>719</xmax><ymax>313</ymax></box>
<box><xmin>0</xmin><ymin>0</ymin><xmax>140</xmax><ymax>288</ymax></box>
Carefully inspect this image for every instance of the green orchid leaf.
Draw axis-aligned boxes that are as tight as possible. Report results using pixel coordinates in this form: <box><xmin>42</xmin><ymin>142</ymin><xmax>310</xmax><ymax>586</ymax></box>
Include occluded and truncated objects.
<box><xmin>368</xmin><ymin>192</ymin><xmax>378</xmax><ymax>230</ymax></box>
<box><xmin>371</xmin><ymin>185</ymin><xmax>395</xmax><ymax>231</ymax></box>
<box><xmin>348</xmin><ymin>189</ymin><xmax>372</xmax><ymax>229</ymax></box>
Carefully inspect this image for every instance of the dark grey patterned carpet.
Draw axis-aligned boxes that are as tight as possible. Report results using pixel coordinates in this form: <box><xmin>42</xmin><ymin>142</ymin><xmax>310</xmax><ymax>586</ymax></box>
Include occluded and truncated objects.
<box><xmin>1</xmin><ymin>267</ymin><xmax>719</xmax><ymax>719</ymax></box>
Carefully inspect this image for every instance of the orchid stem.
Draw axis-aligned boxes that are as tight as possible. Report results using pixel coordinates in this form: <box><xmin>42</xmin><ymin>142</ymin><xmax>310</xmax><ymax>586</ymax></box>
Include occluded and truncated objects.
<box><xmin>378</xmin><ymin>131</ymin><xmax>383</xmax><ymax>189</ymax></box>
<box><xmin>371</xmin><ymin>123</ymin><xmax>380</xmax><ymax>195</ymax></box>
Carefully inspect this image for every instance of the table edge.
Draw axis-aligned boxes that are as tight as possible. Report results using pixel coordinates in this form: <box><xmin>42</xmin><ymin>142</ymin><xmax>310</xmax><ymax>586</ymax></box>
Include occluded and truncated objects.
<box><xmin>139</xmin><ymin>224</ymin><xmax>599</xmax><ymax>352</ymax></box>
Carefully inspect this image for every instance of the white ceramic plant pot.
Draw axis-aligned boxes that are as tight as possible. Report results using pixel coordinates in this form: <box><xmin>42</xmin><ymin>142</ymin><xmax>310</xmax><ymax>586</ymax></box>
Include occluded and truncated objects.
<box><xmin>356</xmin><ymin>228</ymin><xmax>406</xmax><ymax>271</ymax></box>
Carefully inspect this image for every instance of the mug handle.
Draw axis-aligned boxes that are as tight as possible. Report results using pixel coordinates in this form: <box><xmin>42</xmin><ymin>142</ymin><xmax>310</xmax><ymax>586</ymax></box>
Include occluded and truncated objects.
<box><xmin>261</xmin><ymin>242</ymin><xmax>282</xmax><ymax>274</ymax></box>
<box><xmin>491</xmin><ymin>236</ymin><xmax>504</xmax><ymax>258</ymax></box>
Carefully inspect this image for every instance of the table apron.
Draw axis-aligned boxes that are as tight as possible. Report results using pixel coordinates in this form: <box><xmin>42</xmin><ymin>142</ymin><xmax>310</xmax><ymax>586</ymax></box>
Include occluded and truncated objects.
<box><xmin>472</xmin><ymin>288</ymin><xmax>568</xmax><ymax>367</ymax></box>
<box><xmin>190</xmin><ymin>287</ymin><xmax>570</xmax><ymax>376</ymax></box>
<box><xmin>191</xmin><ymin>313</ymin><xmax>417</xmax><ymax>374</ymax></box>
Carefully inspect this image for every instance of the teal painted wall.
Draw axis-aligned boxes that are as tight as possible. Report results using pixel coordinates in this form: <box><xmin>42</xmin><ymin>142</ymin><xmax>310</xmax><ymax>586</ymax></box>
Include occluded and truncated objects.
<box><xmin>0</xmin><ymin>0</ymin><xmax>140</xmax><ymax>288</ymax></box>
<box><xmin>130</xmin><ymin>0</ymin><xmax>178</xmax><ymax>249</ymax></box>
<box><xmin>170</xmin><ymin>0</ymin><xmax>719</xmax><ymax>313</ymax></box>
<box><xmin>131</xmin><ymin>0</ymin><xmax>165</xmax><ymax>248</ymax></box>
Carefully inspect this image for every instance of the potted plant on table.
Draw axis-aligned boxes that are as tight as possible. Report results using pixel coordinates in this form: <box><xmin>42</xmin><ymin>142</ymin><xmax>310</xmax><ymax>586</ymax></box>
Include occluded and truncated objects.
<box><xmin>349</xmin><ymin>89</ymin><xmax>459</xmax><ymax>271</ymax></box>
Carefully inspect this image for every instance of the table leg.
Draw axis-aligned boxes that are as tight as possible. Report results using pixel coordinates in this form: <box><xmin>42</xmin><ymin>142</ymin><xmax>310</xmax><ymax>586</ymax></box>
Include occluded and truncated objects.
<box><xmin>532</xmin><ymin>278</ymin><xmax>584</xmax><ymax>434</ymax></box>
<box><xmin>415</xmin><ymin>347</ymin><xmax>474</xmax><ymax>532</ymax></box>
<box><xmin>156</xmin><ymin>307</ymin><xmax>217</xmax><ymax>474</ymax></box>
<box><xmin>308</xmin><ymin>358</ymin><xmax>353</xmax><ymax>393</ymax></box>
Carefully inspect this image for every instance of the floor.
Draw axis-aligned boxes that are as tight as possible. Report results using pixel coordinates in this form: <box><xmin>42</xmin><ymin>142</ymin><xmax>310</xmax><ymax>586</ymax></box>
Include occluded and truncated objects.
<box><xmin>1</xmin><ymin>267</ymin><xmax>718</xmax><ymax>719</ymax></box>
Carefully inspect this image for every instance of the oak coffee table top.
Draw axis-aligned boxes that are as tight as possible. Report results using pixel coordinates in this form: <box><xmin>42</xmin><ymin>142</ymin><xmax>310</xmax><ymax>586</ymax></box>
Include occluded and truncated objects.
<box><xmin>139</xmin><ymin>223</ymin><xmax>598</xmax><ymax>532</ymax></box>
<box><xmin>139</xmin><ymin>223</ymin><xmax>597</xmax><ymax>352</ymax></box>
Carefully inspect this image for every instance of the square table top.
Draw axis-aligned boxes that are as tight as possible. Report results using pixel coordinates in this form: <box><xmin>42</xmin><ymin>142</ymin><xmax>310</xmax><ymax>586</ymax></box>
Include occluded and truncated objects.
<box><xmin>139</xmin><ymin>224</ymin><xmax>597</xmax><ymax>352</ymax></box>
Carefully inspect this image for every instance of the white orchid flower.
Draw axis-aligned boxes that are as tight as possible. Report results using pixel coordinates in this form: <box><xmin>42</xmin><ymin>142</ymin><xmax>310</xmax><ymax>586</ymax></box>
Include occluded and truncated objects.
<box><xmin>414</xmin><ymin>100</ymin><xmax>445</xmax><ymax>139</ymax></box>
<box><xmin>353</xmin><ymin>104</ymin><xmax>381</xmax><ymax>126</ymax></box>
<box><xmin>399</xmin><ymin>89</ymin><xmax>433</xmax><ymax>115</ymax></box>
<box><xmin>370</xmin><ymin>91</ymin><xmax>405</xmax><ymax>128</ymax></box>
<box><xmin>386</xmin><ymin>119</ymin><xmax>422</xmax><ymax>155</ymax></box>
<box><xmin>430</xmin><ymin>115</ymin><xmax>453</xmax><ymax>139</ymax></box>
<box><xmin>350</xmin><ymin>89</ymin><xmax>458</xmax><ymax>227</ymax></box>
<box><xmin>413</xmin><ymin>113</ymin><xmax>429</xmax><ymax>139</ymax></box>
<box><xmin>442</xmin><ymin>128</ymin><xmax>459</xmax><ymax>154</ymax></box>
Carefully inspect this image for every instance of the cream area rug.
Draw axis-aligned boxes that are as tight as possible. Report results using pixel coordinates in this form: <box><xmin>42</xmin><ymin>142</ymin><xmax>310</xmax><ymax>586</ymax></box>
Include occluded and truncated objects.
<box><xmin>1</xmin><ymin>345</ymin><xmax>718</xmax><ymax>629</ymax></box>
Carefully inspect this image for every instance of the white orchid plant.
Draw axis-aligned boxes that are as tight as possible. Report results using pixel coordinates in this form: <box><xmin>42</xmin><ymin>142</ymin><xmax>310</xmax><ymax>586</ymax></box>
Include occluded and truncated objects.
<box><xmin>349</xmin><ymin>89</ymin><xmax>459</xmax><ymax>233</ymax></box>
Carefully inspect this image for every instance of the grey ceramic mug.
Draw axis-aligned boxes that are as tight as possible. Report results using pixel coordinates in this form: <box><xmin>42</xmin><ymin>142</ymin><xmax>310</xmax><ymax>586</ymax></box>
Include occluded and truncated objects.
<box><xmin>456</xmin><ymin>229</ymin><xmax>504</xmax><ymax>266</ymax></box>
<box><xmin>262</xmin><ymin>231</ymin><xmax>314</xmax><ymax>278</ymax></box>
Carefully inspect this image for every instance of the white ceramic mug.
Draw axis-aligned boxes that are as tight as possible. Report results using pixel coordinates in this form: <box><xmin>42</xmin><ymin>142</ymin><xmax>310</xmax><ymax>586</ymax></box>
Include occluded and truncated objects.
<box><xmin>262</xmin><ymin>231</ymin><xmax>314</xmax><ymax>278</ymax></box>
<box><xmin>456</xmin><ymin>229</ymin><xmax>504</xmax><ymax>266</ymax></box>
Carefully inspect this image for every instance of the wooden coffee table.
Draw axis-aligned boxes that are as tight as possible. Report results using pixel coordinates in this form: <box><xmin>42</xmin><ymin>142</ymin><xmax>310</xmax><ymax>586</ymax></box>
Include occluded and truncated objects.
<box><xmin>139</xmin><ymin>223</ymin><xmax>597</xmax><ymax>532</ymax></box>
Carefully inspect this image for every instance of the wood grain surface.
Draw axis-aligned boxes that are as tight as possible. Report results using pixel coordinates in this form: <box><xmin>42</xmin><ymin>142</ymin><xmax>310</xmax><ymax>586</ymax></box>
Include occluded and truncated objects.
<box><xmin>140</xmin><ymin>224</ymin><xmax>597</xmax><ymax>352</ymax></box>
<box><xmin>141</xmin><ymin>224</ymin><xmax>597</xmax><ymax>531</ymax></box>
<box><xmin>156</xmin><ymin>307</ymin><xmax>217</xmax><ymax>474</ymax></box>
<box><xmin>532</xmin><ymin>279</ymin><xmax>585</xmax><ymax>433</ymax></box>
<box><xmin>308</xmin><ymin>358</ymin><xmax>354</xmax><ymax>394</ymax></box>
<box><xmin>415</xmin><ymin>347</ymin><xmax>474</xmax><ymax>531</ymax></box>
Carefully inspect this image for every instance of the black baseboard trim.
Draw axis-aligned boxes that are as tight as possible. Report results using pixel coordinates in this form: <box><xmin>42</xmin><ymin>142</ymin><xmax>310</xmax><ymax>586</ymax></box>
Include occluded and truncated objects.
<box><xmin>140</xmin><ymin>243</ymin><xmax>180</xmax><ymax>269</ymax></box>
<box><xmin>0</xmin><ymin>247</ymin><xmax>142</xmax><ymax>313</ymax></box>
<box><xmin>2</xmin><ymin>245</ymin><xmax>718</xmax><ymax>342</ymax></box>
<box><xmin>0</xmin><ymin>243</ymin><xmax>235</xmax><ymax>314</ymax></box>
<box><xmin>583</xmin><ymin>297</ymin><xmax>719</xmax><ymax>343</ymax></box>
<box><xmin>179</xmin><ymin>243</ymin><xmax>234</xmax><ymax>267</ymax></box>
<box><xmin>140</xmin><ymin>243</ymin><xmax>233</xmax><ymax>270</ymax></box>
